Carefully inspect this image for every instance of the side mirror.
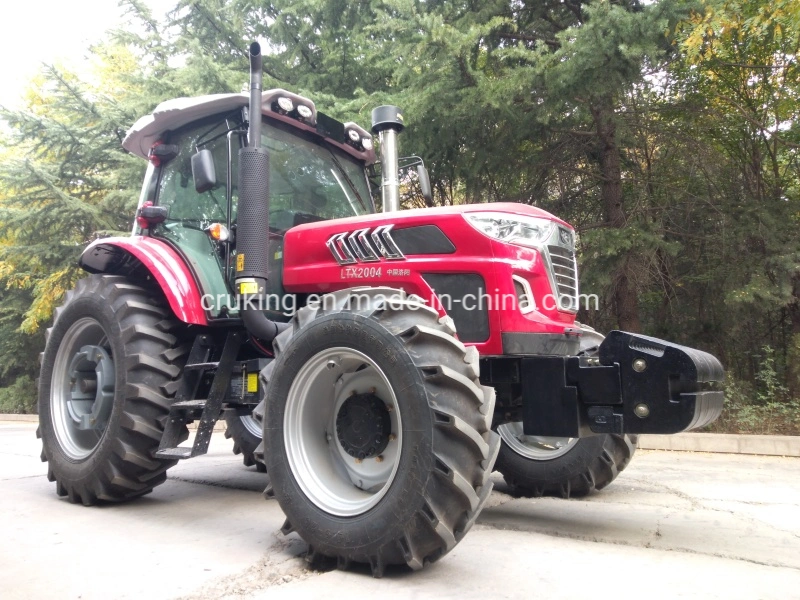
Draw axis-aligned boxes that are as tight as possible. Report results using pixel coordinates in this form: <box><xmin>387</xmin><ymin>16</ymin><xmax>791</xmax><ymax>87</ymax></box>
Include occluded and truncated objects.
<box><xmin>191</xmin><ymin>149</ymin><xmax>217</xmax><ymax>193</ymax></box>
<box><xmin>417</xmin><ymin>164</ymin><xmax>432</xmax><ymax>203</ymax></box>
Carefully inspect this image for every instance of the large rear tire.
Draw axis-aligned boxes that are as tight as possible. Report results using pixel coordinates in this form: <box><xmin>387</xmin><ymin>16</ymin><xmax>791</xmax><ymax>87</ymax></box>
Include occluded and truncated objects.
<box><xmin>255</xmin><ymin>288</ymin><xmax>500</xmax><ymax>576</ymax></box>
<box><xmin>494</xmin><ymin>324</ymin><xmax>636</xmax><ymax>498</ymax></box>
<box><xmin>37</xmin><ymin>275</ymin><xmax>189</xmax><ymax>505</ymax></box>
<box><xmin>223</xmin><ymin>412</ymin><xmax>266</xmax><ymax>472</ymax></box>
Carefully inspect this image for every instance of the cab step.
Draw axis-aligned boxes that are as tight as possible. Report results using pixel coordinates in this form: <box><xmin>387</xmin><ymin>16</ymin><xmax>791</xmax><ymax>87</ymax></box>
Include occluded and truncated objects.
<box><xmin>155</xmin><ymin>331</ymin><xmax>243</xmax><ymax>460</ymax></box>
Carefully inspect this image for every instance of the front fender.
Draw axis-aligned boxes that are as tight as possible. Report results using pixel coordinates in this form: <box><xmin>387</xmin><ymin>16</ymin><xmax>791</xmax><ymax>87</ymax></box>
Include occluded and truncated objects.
<box><xmin>79</xmin><ymin>236</ymin><xmax>208</xmax><ymax>326</ymax></box>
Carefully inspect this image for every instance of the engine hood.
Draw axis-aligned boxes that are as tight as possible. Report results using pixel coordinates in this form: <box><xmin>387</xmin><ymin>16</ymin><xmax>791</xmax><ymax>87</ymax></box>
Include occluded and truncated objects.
<box><xmin>283</xmin><ymin>202</ymin><xmax>573</xmax><ymax>271</ymax></box>
<box><xmin>289</xmin><ymin>202</ymin><xmax>571</xmax><ymax>236</ymax></box>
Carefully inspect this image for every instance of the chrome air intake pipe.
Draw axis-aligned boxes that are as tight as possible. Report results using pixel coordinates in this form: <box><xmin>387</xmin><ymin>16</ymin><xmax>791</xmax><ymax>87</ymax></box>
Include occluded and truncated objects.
<box><xmin>371</xmin><ymin>106</ymin><xmax>404</xmax><ymax>212</ymax></box>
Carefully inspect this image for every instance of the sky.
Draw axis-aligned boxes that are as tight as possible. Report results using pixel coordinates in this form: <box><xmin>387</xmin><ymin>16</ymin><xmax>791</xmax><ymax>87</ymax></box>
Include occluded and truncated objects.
<box><xmin>0</xmin><ymin>0</ymin><xmax>162</xmax><ymax>109</ymax></box>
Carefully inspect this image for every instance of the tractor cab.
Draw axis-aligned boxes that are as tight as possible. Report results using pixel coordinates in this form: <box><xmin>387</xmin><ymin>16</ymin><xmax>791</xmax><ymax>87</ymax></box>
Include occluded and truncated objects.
<box><xmin>123</xmin><ymin>90</ymin><xmax>375</xmax><ymax>319</ymax></box>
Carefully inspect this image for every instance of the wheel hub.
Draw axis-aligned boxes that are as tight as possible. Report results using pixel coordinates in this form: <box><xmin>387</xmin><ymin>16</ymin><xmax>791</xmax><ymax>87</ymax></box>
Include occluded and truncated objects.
<box><xmin>51</xmin><ymin>318</ymin><xmax>116</xmax><ymax>460</ymax></box>
<box><xmin>335</xmin><ymin>393</ymin><xmax>391</xmax><ymax>460</ymax></box>
<box><xmin>67</xmin><ymin>345</ymin><xmax>115</xmax><ymax>431</ymax></box>
<box><xmin>283</xmin><ymin>346</ymin><xmax>402</xmax><ymax>516</ymax></box>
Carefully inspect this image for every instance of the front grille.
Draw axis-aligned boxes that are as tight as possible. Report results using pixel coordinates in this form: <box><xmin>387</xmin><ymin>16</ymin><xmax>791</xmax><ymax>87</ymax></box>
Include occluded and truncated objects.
<box><xmin>546</xmin><ymin>245</ymin><xmax>578</xmax><ymax>312</ymax></box>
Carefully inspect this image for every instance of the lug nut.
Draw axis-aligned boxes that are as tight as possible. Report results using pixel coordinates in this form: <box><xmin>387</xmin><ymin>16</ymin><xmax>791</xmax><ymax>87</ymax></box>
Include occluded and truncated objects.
<box><xmin>385</xmin><ymin>403</ymin><xmax>393</xmax><ymax>412</ymax></box>
<box><xmin>369</xmin><ymin>387</ymin><xmax>377</xmax><ymax>394</ymax></box>
<box><xmin>326</xmin><ymin>360</ymin><xmax>338</xmax><ymax>370</ymax></box>
<box><xmin>634</xmin><ymin>403</ymin><xmax>650</xmax><ymax>418</ymax></box>
<box><xmin>388</xmin><ymin>434</ymin><xmax>396</xmax><ymax>442</ymax></box>
<box><xmin>375</xmin><ymin>455</ymin><xmax>384</xmax><ymax>463</ymax></box>
<box><xmin>355</xmin><ymin>458</ymin><xmax>363</xmax><ymax>464</ymax></box>
<box><xmin>350</xmin><ymin>390</ymin><xmax>357</xmax><ymax>397</ymax></box>
<box><xmin>632</xmin><ymin>358</ymin><xmax>647</xmax><ymax>373</ymax></box>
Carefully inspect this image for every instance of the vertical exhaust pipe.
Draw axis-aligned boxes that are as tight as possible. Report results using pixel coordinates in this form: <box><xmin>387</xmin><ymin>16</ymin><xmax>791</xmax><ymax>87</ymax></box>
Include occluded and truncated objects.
<box><xmin>236</xmin><ymin>42</ymin><xmax>284</xmax><ymax>341</ymax></box>
<box><xmin>247</xmin><ymin>42</ymin><xmax>263</xmax><ymax>150</ymax></box>
<box><xmin>371</xmin><ymin>106</ymin><xmax>404</xmax><ymax>212</ymax></box>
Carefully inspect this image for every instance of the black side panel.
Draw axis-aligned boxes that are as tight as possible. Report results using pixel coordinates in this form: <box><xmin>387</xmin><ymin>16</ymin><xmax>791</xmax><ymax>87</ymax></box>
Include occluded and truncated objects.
<box><xmin>422</xmin><ymin>273</ymin><xmax>489</xmax><ymax>343</ymax></box>
<box><xmin>392</xmin><ymin>225</ymin><xmax>456</xmax><ymax>255</ymax></box>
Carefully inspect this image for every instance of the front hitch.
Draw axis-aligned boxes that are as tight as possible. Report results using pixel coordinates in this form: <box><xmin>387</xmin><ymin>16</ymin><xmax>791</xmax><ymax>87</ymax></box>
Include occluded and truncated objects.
<box><xmin>520</xmin><ymin>331</ymin><xmax>724</xmax><ymax>437</ymax></box>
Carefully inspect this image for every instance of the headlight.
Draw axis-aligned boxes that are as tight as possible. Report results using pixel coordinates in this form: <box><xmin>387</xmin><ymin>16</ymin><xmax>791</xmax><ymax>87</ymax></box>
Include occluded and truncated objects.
<box><xmin>464</xmin><ymin>212</ymin><xmax>555</xmax><ymax>248</ymax></box>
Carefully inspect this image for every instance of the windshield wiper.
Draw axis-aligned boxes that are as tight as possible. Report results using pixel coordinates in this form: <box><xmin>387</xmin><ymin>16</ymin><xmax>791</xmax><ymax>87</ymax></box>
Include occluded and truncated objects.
<box><xmin>323</xmin><ymin>142</ymin><xmax>368</xmax><ymax>211</ymax></box>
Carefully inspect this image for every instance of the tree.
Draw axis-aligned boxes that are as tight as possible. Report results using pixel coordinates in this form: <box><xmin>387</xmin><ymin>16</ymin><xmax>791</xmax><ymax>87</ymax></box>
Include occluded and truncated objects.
<box><xmin>1</xmin><ymin>0</ymin><xmax>797</xmax><ymax>411</ymax></box>
<box><xmin>0</xmin><ymin>41</ymin><xmax>161</xmax><ymax>402</ymax></box>
<box><xmin>671</xmin><ymin>0</ymin><xmax>800</xmax><ymax>391</ymax></box>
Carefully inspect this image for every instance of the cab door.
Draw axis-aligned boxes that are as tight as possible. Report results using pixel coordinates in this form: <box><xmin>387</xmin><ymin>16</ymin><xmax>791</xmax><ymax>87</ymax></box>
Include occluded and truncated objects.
<box><xmin>150</xmin><ymin>115</ymin><xmax>239</xmax><ymax>318</ymax></box>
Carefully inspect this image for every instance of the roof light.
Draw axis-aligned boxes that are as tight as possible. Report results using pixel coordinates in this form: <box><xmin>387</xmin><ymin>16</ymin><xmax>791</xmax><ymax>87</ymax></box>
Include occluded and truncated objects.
<box><xmin>297</xmin><ymin>104</ymin><xmax>313</xmax><ymax>119</ymax></box>
<box><xmin>277</xmin><ymin>97</ymin><xmax>294</xmax><ymax>112</ymax></box>
<box><xmin>362</xmin><ymin>137</ymin><xmax>373</xmax><ymax>150</ymax></box>
<box><xmin>347</xmin><ymin>128</ymin><xmax>361</xmax><ymax>143</ymax></box>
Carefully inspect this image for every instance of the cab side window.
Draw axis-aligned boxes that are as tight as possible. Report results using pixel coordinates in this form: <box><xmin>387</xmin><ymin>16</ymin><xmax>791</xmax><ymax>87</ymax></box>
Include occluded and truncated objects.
<box><xmin>157</xmin><ymin>122</ymin><xmax>231</xmax><ymax>223</ymax></box>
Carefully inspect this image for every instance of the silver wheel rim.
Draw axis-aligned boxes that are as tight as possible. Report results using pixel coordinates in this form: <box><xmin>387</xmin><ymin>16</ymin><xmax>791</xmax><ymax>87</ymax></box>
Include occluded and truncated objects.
<box><xmin>284</xmin><ymin>346</ymin><xmax>402</xmax><ymax>517</ymax></box>
<box><xmin>497</xmin><ymin>422</ymin><xmax>578</xmax><ymax>460</ymax></box>
<box><xmin>240</xmin><ymin>414</ymin><xmax>262</xmax><ymax>438</ymax></box>
<box><xmin>50</xmin><ymin>317</ymin><xmax>115</xmax><ymax>460</ymax></box>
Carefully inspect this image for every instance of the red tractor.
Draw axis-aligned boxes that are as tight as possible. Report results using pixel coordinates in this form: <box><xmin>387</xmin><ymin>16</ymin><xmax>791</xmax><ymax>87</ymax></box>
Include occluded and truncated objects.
<box><xmin>37</xmin><ymin>44</ymin><xmax>724</xmax><ymax>576</ymax></box>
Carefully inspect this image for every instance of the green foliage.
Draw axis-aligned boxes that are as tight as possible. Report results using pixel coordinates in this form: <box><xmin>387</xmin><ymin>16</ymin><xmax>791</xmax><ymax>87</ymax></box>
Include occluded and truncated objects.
<box><xmin>755</xmin><ymin>346</ymin><xmax>789</xmax><ymax>405</ymax></box>
<box><xmin>703</xmin><ymin>349</ymin><xmax>800</xmax><ymax>434</ymax></box>
<box><xmin>0</xmin><ymin>376</ymin><xmax>36</xmax><ymax>415</ymax></box>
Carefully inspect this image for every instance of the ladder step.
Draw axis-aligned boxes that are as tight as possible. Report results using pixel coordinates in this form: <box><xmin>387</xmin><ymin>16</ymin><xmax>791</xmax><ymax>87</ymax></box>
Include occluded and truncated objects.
<box><xmin>184</xmin><ymin>362</ymin><xmax>219</xmax><ymax>371</ymax></box>
<box><xmin>155</xmin><ymin>447</ymin><xmax>193</xmax><ymax>459</ymax></box>
<box><xmin>171</xmin><ymin>400</ymin><xmax>207</xmax><ymax>410</ymax></box>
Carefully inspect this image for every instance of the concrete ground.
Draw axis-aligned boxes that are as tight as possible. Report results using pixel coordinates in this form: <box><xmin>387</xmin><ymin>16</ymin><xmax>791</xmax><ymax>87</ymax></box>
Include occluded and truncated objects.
<box><xmin>1</xmin><ymin>421</ymin><xmax>798</xmax><ymax>600</ymax></box>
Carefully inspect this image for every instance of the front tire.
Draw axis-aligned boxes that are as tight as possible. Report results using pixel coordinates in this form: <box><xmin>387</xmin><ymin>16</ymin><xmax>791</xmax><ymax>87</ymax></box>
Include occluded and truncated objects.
<box><xmin>37</xmin><ymin>275</ymin><xmax>189</xmax><ymax>505</ymax></box>
<box><xmin>495</xmin><ymin>429</ymin><xmax>636</xmax><ymax>498</ymax></box>
<box><xmin>256</xmin><ymin>288</ymin><xmax>500</xmax><ymax>576</ymax></box>
<box><xmin>494</xmin><ymin>325</ymin><xmax>636</xmax><ymax>498</ymax></box>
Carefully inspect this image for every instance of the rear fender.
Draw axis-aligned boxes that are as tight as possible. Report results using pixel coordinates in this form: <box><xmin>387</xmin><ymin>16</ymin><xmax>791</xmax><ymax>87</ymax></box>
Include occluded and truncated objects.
<box><xmin>79</xmin><ymin>236</ymin><xmax>209</xmax><ymax>326</ymax></box>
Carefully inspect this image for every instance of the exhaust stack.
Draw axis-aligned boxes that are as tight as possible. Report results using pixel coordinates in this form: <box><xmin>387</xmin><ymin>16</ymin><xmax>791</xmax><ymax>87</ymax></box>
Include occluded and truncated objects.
<box><xmin>236</xmin><ymin>42</ymin><xmax>284</xmax><ymax>341</ymax></box>
<box><xmin>371</xmin><ymin>106</ymin><xmax>404</xmax><ymax>212</ymax></box>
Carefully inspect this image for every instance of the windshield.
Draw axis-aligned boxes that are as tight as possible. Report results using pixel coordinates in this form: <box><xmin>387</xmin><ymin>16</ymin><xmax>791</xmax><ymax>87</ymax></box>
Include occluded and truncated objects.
<box><xmin>262</xmin><ymin>119</ymin><xmax>373</xmax><ymax>232</ymax></box>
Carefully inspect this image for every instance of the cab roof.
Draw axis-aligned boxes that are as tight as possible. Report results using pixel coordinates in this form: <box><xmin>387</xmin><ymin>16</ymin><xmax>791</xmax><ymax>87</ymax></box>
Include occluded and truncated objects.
<box><xmin>122</xmin><ymin>90</ymin><xmax>376</xmax><ymax>164</ymax></box>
